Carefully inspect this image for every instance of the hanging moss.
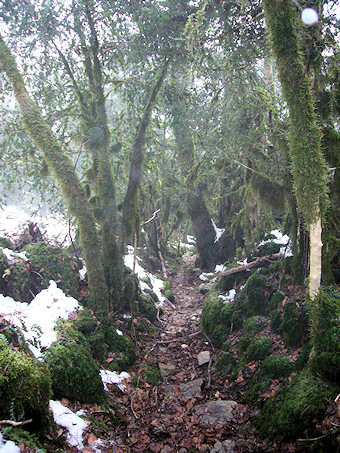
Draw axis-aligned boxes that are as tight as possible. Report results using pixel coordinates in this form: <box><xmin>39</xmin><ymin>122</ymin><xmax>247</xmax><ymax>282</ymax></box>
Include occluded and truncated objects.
<box><xmin>44</xmin><ymin>324</ymin><xmax>105</xmax><ymax>404</ymax></box>
<box><xmin>309</xmin><ymin>286</ymin><xmax>340</xmax><ymax>382</ymax></box>
<box><xmin>0</xmin><ymin>338</ymin><xmax>51</xmax><ymax>430</ymax></box>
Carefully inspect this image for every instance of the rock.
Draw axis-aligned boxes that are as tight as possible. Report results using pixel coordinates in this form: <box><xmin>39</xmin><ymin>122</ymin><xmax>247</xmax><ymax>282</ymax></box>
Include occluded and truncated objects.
<box><xmin>195</xmin><ymin>400</ymin><xmax>237</xmax><ymax>425</ymax></box>
<box><xmin>197</xmin><ymin>350</ymin><xmax>210</xmax><ymax>366</ymax></box>
<box><xmin>159</xmin><ymin>363</ymin><xmax>176</xmax><ymax>378</ymax></box>
<box><xmin>222</xmin><ymin>440</ymin><xmax>235</xmax><ymax>452</ymax></box>
<box><xmin>179</xmin><ymin>378</ymin><xmax>204</xmax><ymax>400</ymax></box>
<box><xmin>181</xmin><ymin>344</ymin><xmax>189</xmax><ymax>349</ymax></box>
<box><xmin>160</xmin><ymin>446</ymin><xmax>173</xmax><ymax>453</ymax></box>
<box><xmin>210</xmin><ymin>441</ymin><xmax>226</xmax><ymax>453</ymax></box>
<box><xmin>199</xmin><ymin>283</ymin><xmax>212</xmax><ymax>294</ymax></box>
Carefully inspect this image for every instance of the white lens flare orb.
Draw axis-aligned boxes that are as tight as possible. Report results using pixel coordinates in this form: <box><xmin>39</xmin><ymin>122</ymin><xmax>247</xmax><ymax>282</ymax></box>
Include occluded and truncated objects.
<box><xmin>301</xmin><ymin>8</ymin><xmax>319</xmax><ymax>25</ymax></box>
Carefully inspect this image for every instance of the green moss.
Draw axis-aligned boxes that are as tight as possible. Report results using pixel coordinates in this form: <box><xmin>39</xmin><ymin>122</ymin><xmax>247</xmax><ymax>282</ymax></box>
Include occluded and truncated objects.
<box><xmin>122</xmin><ymin>273</ymin><xmax>138</xmax><ymax>311</ymax></box>
<box><xmin>270</xmin><ymin>310</ymin><xmax>282</xmax><ymax>333</ymax></box>
<box><xmin>164</xmin><ymin>289</ymin><xmax>175</xmax><ymax>303</ymax></box>
<box><xmin>104</xmin><ymin>324</ymin><xmax>136</xmax><ymax>371</ymax></box>
<box><xmin>202</xmin><ymin>291</ymin><xmax>239</xmax><ymax>346</ymax></box>
<box><xmin>258</xmin><ymin>370</ymin><xmax>336</xmax><ymax>439</ymax></box>
<box><xmin>23</xmin><ymin>242</ymin><xmax>80</xmax><ymax>299</ymax></box>
<box><xmin>44</xmin><ymin>324</ymin><xmax>105</xmax><ymax>404</ymax></box>
<box><xmin>260</xmin><ymin>355</ymin><xmax>294</xmax><ymax>379</ymax></box>
<box><xmin>246</xmin><ymin>336</ymin><xmax>272</xmax><ymax>361</ymax></box>
<box><xmin>245</xmin><ymin>273</ymin><xmax>267</xmax><ymax>316</ymax></box>
<box><xmin>162</xmin><ymin>280</ymin><xmax>172</xmax><ymax>292</ymax></box>
<box><xmin>237</xmin><ymin>334</ymin><xmax>252</xmax><ymax>354</ymax></box>
<box><xmin>295</xmin><ymin>342</ymin><xmax>312</xmax><ymax>371</ymax></box>
<box><xmin>0</xmin><ymin>237</ymin><xmax>13</xmax><ymax>249</ymax></box>
<box><xmin>257</xmin><ymin>242</ymin><xmax>281</xmax><ymax>257</ymax></box>
<box><xmin>243</xmin><ymin>316</ymin><xmax>268</xmax><ymax>335</ymax></box>
<box><xmin>215</xmin><ymin>268</ymin><xmax>248</xmax><ymax>292</ymax></box>
<box><xmin>269</xmin><ymin>291</ymin><xmax>284</xmax><ymax>311</ymax></box>
<box><xmin>140</xmin><ymin>365</ymin><xmax>162</xmax><ymax>386</ymax></box>
<box><xmin>138</xmin><ymin>294</ymin><xmax>157</xmax><ymax>322</ymax></box>
<box><xmin>143</xmin><ymin>288</ymin><xmax>158</xmax><ymax>303</ymax></box>
<box><xmin>6</xmin><ymin>262</ymin><xmax>32</xmax><ymax>302</ymax></box>
<box><xmin>216</xmin><ymin>352</ymin><xmax>235</xmax><ymax>375</ymax></box>
<box><xmin>0</xmin><ymin>427</ymin><xmax>45</xmax><ymax>452</ymax></box>
<box><xmin>309</xmin><ymin>286</ymin><xmax>340</xmax><ymax>382</ymax></box>
<box><xmin>280</xmin><ymin>301</ymin><xmax>308</xmax><ymax>347</ymax></box>
<box><xmin>0</xmin><ymin>344</ymin><xmax>51</xmax><ymax>429</ymax></box>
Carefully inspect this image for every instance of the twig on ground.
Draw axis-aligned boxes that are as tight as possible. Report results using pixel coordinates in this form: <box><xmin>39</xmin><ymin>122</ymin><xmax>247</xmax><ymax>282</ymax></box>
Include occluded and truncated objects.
<box><xmin>0</xmin><ymin>419</ymin><xmax>32</xmax><ymax>427</ymax></box>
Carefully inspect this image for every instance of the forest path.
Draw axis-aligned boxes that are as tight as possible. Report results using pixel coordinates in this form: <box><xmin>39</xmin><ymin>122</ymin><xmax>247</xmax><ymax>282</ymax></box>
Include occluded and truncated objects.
<box><xmin>115</xmin><ymin>254</ymin><xmax>241</xmax><ymax>453</ymax></box>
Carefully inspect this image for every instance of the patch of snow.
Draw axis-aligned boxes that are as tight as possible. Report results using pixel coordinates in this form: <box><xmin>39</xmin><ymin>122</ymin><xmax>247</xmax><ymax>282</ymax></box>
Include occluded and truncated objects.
<box><xmin>259</xmin><ymin>229</ymin><xmax>293</xmax><ymax>257</ymax></box>
<box><xmin>302</xmin><ymin>8</ymin><xmax>318</xmax><ymax>24</ymax></box>
<box><xmin>199</xmin><ymin>272</ymin><xmax>217</xmax><ymax>283</ymax></box>
<box><xmin>0</xmin><ymin>432</ymin><xmax>20</xmax><ymax>453</ymax></box>
<box><xmin>218</xmin><ymin>289</ymin><xmax>236</xmax><ymax>303</ymax></box>
<box><xmin>1</xmin><ymin>247</ymin><xmax>28</xmax><ymax>263</ymax></box>
<box><xmin>100</xmin><ymin>370</ymin><xmax>130</xmax><ymax>392</ymax></box>
<box><xmin>116</xmin><ymin>329</ymin><xmax>123</xmax><ymax>336</ymax></box>
<box><xmin>78</xmin><ymin>259</ymin><xmax>87</xmax><ymax>280</ymax></box>
<box><xmin>49</xmin><ymin>400</ymin><xmax>87</xmax><ymax>451</ymax></box>
<box><xmin>0</xmin><ymin>280</ymin><xmax>82</xmax><ymax>357</ymax></box>
<box><xmin>187</xmin><ymin>235</ymin><xmax>196</xmax><ymax>245</ymax></box>
<box><xmin>211</xmin><ymin>219</ymin><xmax>225</xmax><ymax>243</ymax></box>
<box><xmin>215</xmin><ymin>263</ymin><xmax>227</xmax><ymax>273</ymax></box>
<box><xmin>123</xmin><ymin>314</ymin><xmax>132</xmax><ymax>319</ymax></box>
<box><xmin>237</xmin><ymin>258</ymin><xmax>248</xmax><ymax>265</ymax></box>
<box><xmin>124</xmin><ymin>246</ymin><xmax>166</xmax><ymax>305</ymax></box>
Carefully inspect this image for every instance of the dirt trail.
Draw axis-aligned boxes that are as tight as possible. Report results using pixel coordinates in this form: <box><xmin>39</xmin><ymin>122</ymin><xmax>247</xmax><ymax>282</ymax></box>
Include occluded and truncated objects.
<box><xmin>113</xmin><ymin>255</ymin><xmax>242</xmax><ymax>453</ymax></box>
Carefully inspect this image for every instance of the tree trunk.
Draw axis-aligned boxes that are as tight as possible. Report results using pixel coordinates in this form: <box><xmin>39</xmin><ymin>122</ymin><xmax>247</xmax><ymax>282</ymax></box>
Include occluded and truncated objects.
<box><xmin>122</xmin><ymin>59</ymin><xmax>169</xmax><ymax>247</ymax></box>
<box><xmin>0</xmin><ymin>33</ymin><xmax>109</xmax><ymax>318</ymax></box>
<box><xmin>169</xmin><ymin>89</ymin><xmax>217</xmax><ymax>271</ymax></box>
<box><xmin>263</xmin><ymin>0</ymin><xmax>329</xmax><ymax>299</ymax></box>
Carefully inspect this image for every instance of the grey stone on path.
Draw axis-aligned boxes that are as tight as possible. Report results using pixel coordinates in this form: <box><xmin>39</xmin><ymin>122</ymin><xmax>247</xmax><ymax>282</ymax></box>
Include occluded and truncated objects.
<box><xmin>210</xmin><ymin>440</ymin><xmax>235</xmax><ymax>453</ymax></box>
<box><xmin>159</xmin><ymin>363</ymin><xmax>176</xmax><ymax>378</ymax></box>
<box><xmin>179</xmin><ymin>378</ymin><xmax>204</xmax><ymax>400</ymax></box>
<box><xmin>195</xmin><ymin>400</ymin><xmax>237</xmax><ymax>425</ymax></box>
<box><xmin>197</xmin><ymin>350</ymin><xmax>210</xmax><ymax>366</ymax></box>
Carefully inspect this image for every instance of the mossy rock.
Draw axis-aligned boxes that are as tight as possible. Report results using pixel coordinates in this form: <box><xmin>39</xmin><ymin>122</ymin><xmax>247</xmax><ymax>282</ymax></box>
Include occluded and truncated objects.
<box><xmin>164</xmin><ymin>289</ymin><xmax>175</xmax><ymax>303</ymax></box>
<box><xmin>6</xmin><ymin>262</ymin><xmax>32</xmax><ymax>302</ymax></box>
<box><xmin>140</xmin><ymin>365</ymin><xmax>162</xmax><ymax>386</ymax></box>
<box><xmin>270</xmin><ymin>310</ymin><xmax>282</xmax><ymax>333</ymax></box>
<box><xmin>0</xmin><ymin>336</ymin><xmax>51</xmax><ymax>429</ymax></box>
<box><xmin>260</xmin><ymin>355</ymin><xmax>295</xmax><ymax>379</ymax></box>
<box><xmin>246</xmin><ymin>336</ymin><xmax>272</xmax><ymax>361</ymax></box>
<box><xmin>237</xmin><ymin>334</ymin><xmax>253</xmax><ymax>354</ymax></box>
<box><xmin>138</xmin><ymin>294</ymin><xmax>157</xmax><ymax>322</ymax></box>
<box><xmin>309</xmin><ymin>286</ymin><xmax>340</xmax><ymax>382</ymax></box>
<box><xmin>280</xmin><ymin>301</ymin><xmax>308</xmax><ymax>347</ymax></box>
<box><xmin>269</xmin><ymin>291</ymin><xmax>285</xmax><ymax>311</ymax></box>
<box><xmin>104</xmin><ymin>325</ymin><xmax>136</xmax><ymax>371</ymax></box>
<box><xmin>216</xmin><ymin>352</ymin><xmax>235</xmax><ymax>375</ymax></box>
<box><xmin>23</xmin><ymin>242</ymin><xmax>80</xmax><ymax>299</ymax></box>
<box><xmin>72</xmin><ymin>309</ymin><xmax>106</xmax><ymax>362</ymax></box>
<box><xmin>257</xmin><ymin>242</ymin><xmax>280</xmax><ymax>257</ymax></box>
<box><xmin>162</xmin><ymin>280</ymin><xmax>172</xmax><ymax>292</ymax></box>
<box><xmin>143</xmin><ymin>288</ymin><xmax>158</xmax><ymax>303</ymax></box>
<box><xmin>258</xmin><ymin>370</ymin><xmax>336</xmax><ymax>439</ymax></box>
<box><xmin>0</xmin><ymin>237</ymin><xmax>13</xmax><ymax>249</ymax></box>
<box><xmin>0</xmin><ymin>427</ymin><xmax>46</xmax><ymax>452</ymax></box>
<box><xmin>242</xmin><ymin>316</ymin><xmax>268</xmax><ymax>335</ymax></box>
<box><xmin>202</xmin><ymin>291</ymin><xmax>238</xmax><ymax>343</ymax></box>
<box><xmin>245</xmin><ymin>273</ymin><xmax>267</xmax><ymax>316</ymax></box>
<box><xmin>44</xmin><ymin>325</ymin><xmax>105</xmax><ymax>404</ymax></box>
<box><xmin>215</xmin><ymin>269</ymin><xmax>248</xmax><ymax>292</ymax></box>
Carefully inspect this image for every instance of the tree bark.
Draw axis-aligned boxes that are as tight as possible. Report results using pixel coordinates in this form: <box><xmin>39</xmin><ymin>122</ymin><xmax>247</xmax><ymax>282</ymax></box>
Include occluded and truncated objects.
<box><xmin>121</xmin><ymin>58</ymin><xmax>169</xmax><ymax>247</ymax></box>
<box><xmin>263</xmin><ymin>0</ymin><xmax>329</xmax><ymax>299</ymax></box>
<box><xmin>0</xmin><ymin>33</ymin><xmax>109</xmax><ymax>318</ymax></box>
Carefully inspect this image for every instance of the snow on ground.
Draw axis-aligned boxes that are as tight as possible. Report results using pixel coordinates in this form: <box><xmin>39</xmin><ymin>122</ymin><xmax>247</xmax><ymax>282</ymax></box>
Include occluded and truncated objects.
<box><xmin>0</xmin><ymin>432</ymin><xmax>20</xmax><ymax>453</ymax></box>
<box><xmin>0</xmin><ymin>205</ymin><xmax>71</xmax><ymax>243</ymax></box>
<box><xmin>219</xmin><ymin>289</ymin><xmax>236</xmax><ymax>303</ymax></box>
<box><xmin>124</xmin><ymin>245</ymin><xmax>167</xmax><ymax>305</ymax></box>
<box><xmin>49</xmin><ymin>401</ymin><xmax>88</xmax><ymax>450</ymax></box>
<box><xmin>1</xmin><ymin>248</ymin><xmax>28</xmax><ymax>263</ymax></box>
<box><xmin>211</xmin><ymin>219</ymin><xmax>225</xmax><ymax>243</ymax></box>
<box><xmin>0</xmin><ymin>280</ymin><xmax>82</xmax><ymax>357</ymax></box>
<box><xmin>100</xmin><ymin>370</ymin><xmax>130</xmax><ymax>392</ymax></box>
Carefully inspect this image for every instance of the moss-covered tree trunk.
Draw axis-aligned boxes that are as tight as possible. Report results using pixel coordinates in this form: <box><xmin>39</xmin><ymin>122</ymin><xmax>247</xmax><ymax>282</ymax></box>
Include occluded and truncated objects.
<box><xmin>169</xmin><ymin>90</ymin><xmax>217</xmax><ymax>271</ymax></box>
<box><xmin>121</xmin><ymin>59</ymin><xmax>169</xmax><ymax>247</ymax></box>
<box><xmin>0</xmin><ymin>33</ymin><xmax>109</xmax><ymax>318</ymax></box>
<box><xmin>263</xmin><ymin>0</ymin><xmax>329</xmax><ymax>299</ymax></box>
